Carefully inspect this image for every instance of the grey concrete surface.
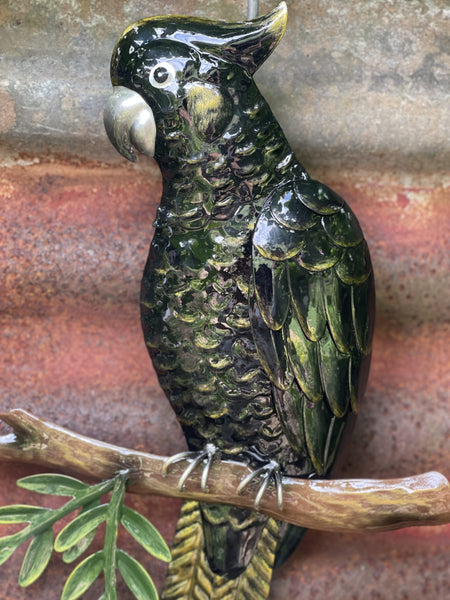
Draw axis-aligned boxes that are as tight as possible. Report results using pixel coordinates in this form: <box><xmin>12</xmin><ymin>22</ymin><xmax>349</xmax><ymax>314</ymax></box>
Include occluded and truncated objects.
<box><xmin>0</xmin><ymin>0</ymin><xmax>448</xmax><ymax>179</ymax></box>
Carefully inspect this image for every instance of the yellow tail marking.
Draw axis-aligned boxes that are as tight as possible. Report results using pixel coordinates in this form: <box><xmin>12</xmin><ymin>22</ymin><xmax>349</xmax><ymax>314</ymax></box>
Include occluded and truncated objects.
<box><xmin>162</xmin><ymin>500</ymin><xmax>281</xmax><ymax>600</ymax></box>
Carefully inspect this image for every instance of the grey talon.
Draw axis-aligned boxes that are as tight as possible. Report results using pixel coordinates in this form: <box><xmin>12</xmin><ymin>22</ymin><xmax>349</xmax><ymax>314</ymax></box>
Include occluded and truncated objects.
<box><xmin>254</xmin><ymin>471</ymin><xmax>271</xmax><ymax>510</ymax></box>
<box><xmin>274</xmin><ymin>469</ymin><xmax>283</xmax><ymax>509</ymax></box>
<box><xmin>201</xmin><ymin>444</ymin><xmax>218</xmax><ymax>491</ymax></box>
<box><xmin>162</xmin><ymin>444</ymin><xmax>220</xmax><ymax>492</ymax></box>
<box><xmin>238</xmin><ymin>461</ymin><xmax>284</xmax><ymax>510</ymax></box>
<box><xmin>162</xmin><ymin>450</ymin><xmax>198</xmax><ymax>477</ymax></box>
<box><xmin>178</xmin><ymin>453</ymin><xmax>206</xmax><ymax>491</ymax></box>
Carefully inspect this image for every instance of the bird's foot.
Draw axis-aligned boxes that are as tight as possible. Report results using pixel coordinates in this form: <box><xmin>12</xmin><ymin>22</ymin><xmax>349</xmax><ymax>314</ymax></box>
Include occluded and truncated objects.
<box><xmin>162</xmin><ymin>443</ymin><xmax>220</xmax><ymax>492</ymax></box>
<box><xmin>237</xmin><ymin>460</ymin><xmax>284</xmax><ymax>510</ymax></box>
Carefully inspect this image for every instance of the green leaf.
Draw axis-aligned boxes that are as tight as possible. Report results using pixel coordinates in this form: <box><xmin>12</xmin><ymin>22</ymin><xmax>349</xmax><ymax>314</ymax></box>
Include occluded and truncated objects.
<box><xmin>17</xmin><ymin>474</ymin><xmax>88</xmax><ymax>497</ymax></box>
<box><xmin>55</xmin><ymin>504</ymin><xmax>108</xmax><ymax>552</ymax></box>
<box><xmin>61</xmin><ymin>499</ymin><xmax>100</xmax><ymax>564</ymax></box>
<box><xmin>62</xmin><ymin>527</ymin><xmax>97</xmax><ymax>564</ymax></box>
<box><xmin>18</xmin><ymin>527</ymin><xmax>54</xmax><ymax>587</ymax></box>
<box><xmin>61</xmin><ymin>550</ymin><xmax>104</xmax><ymax>600</ymax></box>
<box><xmin>0</xmin><ymin>532</ymin><xmax>25</xmax><ymax>566</ymax></box>
<box><xmin>0</xmin><ymin>504</ymin><xmax>50</xmax><ymax>524</ymax></box>
<box><xmin>117</xmin><ymin>549</ymin><xmax>158</xmax><ymax>600</ymax></box>
<box><xmin>121</xmin><ymin>506</ymin><xmax>171</xmax><ymax>562</ymax></box>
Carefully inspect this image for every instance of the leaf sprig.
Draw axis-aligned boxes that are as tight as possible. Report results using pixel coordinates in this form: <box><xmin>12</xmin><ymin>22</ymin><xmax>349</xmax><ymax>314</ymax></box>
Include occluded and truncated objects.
<box><xmin>0</xmin><ymin>471</ymin><xmax>171</xmax><ymax>599</ymax></box>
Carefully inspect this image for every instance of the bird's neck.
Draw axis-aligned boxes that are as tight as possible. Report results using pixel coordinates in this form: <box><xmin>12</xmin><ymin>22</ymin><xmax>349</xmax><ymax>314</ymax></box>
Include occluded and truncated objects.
<box><xmin>153</xmin><ymin>86</ymin><xmax>306</xmax><ymax>230</ymax></box>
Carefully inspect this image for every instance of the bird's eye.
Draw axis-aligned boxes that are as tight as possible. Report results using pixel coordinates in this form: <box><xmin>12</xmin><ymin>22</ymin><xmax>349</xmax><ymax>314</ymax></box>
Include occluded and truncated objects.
<box><xmin>149</xmin><ymin>62</ymin><xmax>176</xmax><ymax>89</ymax></box>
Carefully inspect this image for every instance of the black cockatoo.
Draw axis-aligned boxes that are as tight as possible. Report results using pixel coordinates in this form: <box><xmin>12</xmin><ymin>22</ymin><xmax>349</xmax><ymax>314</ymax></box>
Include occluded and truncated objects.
<box><xmin>104</xmin><ymin>3</ymin><xmax>374</xmax><ymax>599</ymax></box>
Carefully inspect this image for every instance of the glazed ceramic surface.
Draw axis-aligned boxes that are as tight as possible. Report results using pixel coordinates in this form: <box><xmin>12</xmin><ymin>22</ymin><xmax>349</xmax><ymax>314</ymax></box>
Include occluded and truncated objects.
<box><xmin>105</xmin><ymin>4</ymin><xmax>374</xmax><ymax>598</ymax></box>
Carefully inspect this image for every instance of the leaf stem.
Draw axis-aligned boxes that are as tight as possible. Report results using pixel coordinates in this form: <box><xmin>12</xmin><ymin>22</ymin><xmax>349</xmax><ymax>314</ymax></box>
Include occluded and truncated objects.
<box><xmin>0</xmin><ymin>478</ymin><xmax>117</xmax><ymax>559</ymax></box>
<box><xmin>102</xmin><ymin>471</ymin><xmax>128</xmax><ymax>600</ymax></box>
<box><xmin>33</xmin><ymin>478</ymin><xmax>117</xmax><ymax>536</ymax></box>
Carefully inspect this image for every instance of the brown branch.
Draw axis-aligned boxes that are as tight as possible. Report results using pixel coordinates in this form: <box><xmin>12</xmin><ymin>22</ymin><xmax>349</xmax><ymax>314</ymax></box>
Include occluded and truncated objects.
<box><xmin>1</xmin><ymin>409</ymin><xmax>449</xmax><ymax>533</ymax></box>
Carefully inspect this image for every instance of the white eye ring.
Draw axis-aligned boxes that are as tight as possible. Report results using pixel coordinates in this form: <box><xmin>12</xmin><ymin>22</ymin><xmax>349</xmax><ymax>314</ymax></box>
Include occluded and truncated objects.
<box><xmin>149</xmin><ymin>62</ymin><xmax>176</xmax><ymax>89</ymax></box>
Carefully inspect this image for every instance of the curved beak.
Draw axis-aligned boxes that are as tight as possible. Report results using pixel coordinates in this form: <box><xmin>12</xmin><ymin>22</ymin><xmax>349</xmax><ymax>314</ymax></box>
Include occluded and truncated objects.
<box><xmin>104</xmin><ymin>86</ymin><xmax>156</xmax><ymax>162</ymax></box>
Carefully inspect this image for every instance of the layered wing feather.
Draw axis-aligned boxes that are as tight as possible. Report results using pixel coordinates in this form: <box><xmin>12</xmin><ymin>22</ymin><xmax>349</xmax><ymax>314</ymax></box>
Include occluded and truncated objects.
<box><xmin>251</xmin><ymin>179</ymin><xmax>375</xmax><ymax>475</ymax></box>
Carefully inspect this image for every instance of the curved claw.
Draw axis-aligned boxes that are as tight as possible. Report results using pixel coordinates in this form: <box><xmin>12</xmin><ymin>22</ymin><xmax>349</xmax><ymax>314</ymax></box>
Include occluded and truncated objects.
<box><xmin>201</xmin><ymin>446</ymin><xmax>216</xmax><ymax>491</ymax></box>
<box><xmin>162</xmin><ymin>450</ymin><xmax>198</xmax><ymax>477</ymax></box>
<box><xmin>162</xmin><ymin>443</ymin><xmax>219</xmax><ymax>492</ymax></box>
<box><xmin>237</xmin><ymin>460</ymin><xmax>284</xmax><ymax>510</ymax></box>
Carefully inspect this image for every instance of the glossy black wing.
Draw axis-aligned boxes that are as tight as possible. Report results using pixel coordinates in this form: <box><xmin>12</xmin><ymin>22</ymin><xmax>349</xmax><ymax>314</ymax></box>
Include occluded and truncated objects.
<box><xmin>251</xmin><ymin>179</ymin><xmax>375</xmax><ymax>475</ymax></box>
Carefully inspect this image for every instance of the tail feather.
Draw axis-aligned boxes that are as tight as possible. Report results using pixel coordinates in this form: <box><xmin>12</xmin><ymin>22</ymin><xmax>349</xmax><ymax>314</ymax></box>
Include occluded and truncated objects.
<box><xmin>161</xmin><ymin>501</ymin><xmax>205</xmax><ymax>600</ymax></box>
<box><xmin>161</xmin><ymin>501</ymin><xmax>281</xmax><ymax>600</ymax></box>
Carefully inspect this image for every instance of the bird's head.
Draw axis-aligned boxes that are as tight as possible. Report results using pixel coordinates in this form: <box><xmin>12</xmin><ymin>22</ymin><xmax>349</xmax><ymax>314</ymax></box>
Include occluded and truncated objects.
<box><xmin>104</xmin><ymin>2</ymin><xmax>287</xmax><ymax>161</ymax></box>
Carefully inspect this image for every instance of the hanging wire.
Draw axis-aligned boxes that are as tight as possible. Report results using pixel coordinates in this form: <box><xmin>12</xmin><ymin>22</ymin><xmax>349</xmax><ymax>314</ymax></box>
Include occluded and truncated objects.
<box><xmin>247</xmin><ymin>0</ymin><xmax>259</xmax><ymax>19</ymax></box>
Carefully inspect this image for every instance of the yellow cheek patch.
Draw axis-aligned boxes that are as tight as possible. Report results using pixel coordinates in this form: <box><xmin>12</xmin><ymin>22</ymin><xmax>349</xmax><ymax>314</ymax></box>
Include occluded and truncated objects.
<box><xmin>186</xmin><ymin>84</ymin><xmax>233</xmax><ymax>141</ymax></box>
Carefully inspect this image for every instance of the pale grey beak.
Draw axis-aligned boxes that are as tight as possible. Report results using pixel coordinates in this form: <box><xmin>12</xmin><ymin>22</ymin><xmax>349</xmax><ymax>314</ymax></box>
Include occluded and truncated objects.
<box><xmin>104</xmin><ymin>86</ymin><xmax>156</xmax><ymax>162</ymax></box>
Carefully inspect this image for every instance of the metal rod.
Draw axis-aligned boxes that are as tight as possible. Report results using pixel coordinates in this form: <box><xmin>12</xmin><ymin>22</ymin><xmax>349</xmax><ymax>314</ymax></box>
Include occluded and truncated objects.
<box><xmin>247</xmin><ymin>0</ymin><xmax>259</xmax><ymax>19</ymax></box>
